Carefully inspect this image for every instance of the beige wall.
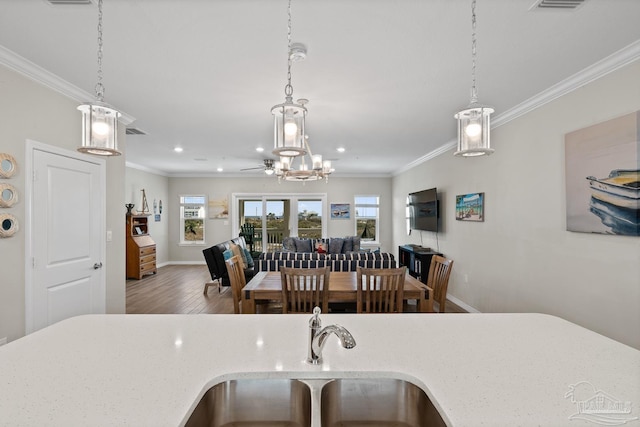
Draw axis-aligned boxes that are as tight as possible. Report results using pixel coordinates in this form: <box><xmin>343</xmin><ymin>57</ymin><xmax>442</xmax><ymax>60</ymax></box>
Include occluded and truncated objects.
<box><xmin>392</xmin><ymin>61</ymin><xmax>640</xmax><ymax>349</ymax></box>
<box><xmin>0</xmin><ymin>64</ymin><xmax>126</xmax><ymax>343</ymax></box>
<box><xmin>167</xmin><ymin>176</ymin><xmax>393</xmax><ymax>263</ymax></box>
<box><xmin>125</xmin><ymin>167</ymin><xmax>170</xmax><ymax>266</ymax></box>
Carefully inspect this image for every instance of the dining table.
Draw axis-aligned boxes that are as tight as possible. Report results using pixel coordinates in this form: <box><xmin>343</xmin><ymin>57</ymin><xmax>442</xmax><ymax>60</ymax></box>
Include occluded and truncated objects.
<box><xmin>241</xmin><ymin>270</ymin><xmax>434</xmax><ymax>314</ymax></box>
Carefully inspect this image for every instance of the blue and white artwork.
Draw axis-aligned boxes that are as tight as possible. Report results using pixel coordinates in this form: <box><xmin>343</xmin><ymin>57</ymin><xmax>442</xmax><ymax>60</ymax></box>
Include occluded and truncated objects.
<box><xmin>565</xmin><ymin>111</ymin><xmax>639</xmax><ymax>236</ymax></box>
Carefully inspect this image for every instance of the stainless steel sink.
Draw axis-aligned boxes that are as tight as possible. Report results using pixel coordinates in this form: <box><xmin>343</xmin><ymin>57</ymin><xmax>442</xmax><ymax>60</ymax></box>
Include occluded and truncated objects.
<box><xmin>320</xmin><ymin>378</ymin><xmax>446</xmax><ymax>427</ymax></box>
<box><xmin>185</xmin><ymin>378</ymin><xmax>312</xmax><ymax>427</ymax></box>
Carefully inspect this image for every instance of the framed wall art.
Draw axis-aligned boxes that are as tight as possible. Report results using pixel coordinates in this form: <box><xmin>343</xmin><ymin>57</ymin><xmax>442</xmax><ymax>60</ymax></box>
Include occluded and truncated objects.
<box><xmin>0</xmin><ymin>183</ymin><xmax>18</xmax><ymax>208</ymax></box>
<box><xmin>565</xmin><ymin>111</ymin><xmax>639</xmax><ymax>236</ymax></box>
<box><xmin>0</xmin><ymin>153</ymin><xmax>17</xmax><ymax>179</ymax></box>
<box><xmin>330</xmin><ymin>203</ymin><xmax>350</xmax><ymax>219</ymax></box>
<box><xmin>208</xmin><ymin>194</ymin><xmax>229</xmax><ymax>219</ymax></box>
<box><xmin>455</xmin><ymin>193</ymin><xmax>484</xmax><ymax>222</ymax></box>
<box><xmin>0</xmin><ymin>213</ymin><xmax>19</xmax><ymax>238</ymax></box>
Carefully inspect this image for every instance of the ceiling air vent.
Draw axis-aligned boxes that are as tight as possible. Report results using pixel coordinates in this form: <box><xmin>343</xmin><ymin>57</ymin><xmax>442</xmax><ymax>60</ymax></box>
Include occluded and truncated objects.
<box><xmin>45</xmin><ymin>0</ymin><xmax>93</xmax><ymax>5</ymax></box>
<box><xmin>126</xmin><ymin>128</ymin><xmax>147</xmax><ymax>136</ymax></box>
<box><xmin>531</xmin><ymin>0</ymin><xmax>587</xmax><ymax>10</ymax></box>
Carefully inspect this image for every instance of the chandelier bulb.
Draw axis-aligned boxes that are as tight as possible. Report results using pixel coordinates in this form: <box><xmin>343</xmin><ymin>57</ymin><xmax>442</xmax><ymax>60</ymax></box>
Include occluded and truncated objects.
<box><xmin>92</xmin><ymin>121</ymin><xmax>110</xmax><ymax>136</ymax></box>
<box><xmin>464</xmin><ymin>122</ymin><xmax>482</xmax><ymax>138</ymax></box>
<box><xmin>284</xmin><ymin>121</ymin><xmax>298</xmax><ymax>136</ymax></box>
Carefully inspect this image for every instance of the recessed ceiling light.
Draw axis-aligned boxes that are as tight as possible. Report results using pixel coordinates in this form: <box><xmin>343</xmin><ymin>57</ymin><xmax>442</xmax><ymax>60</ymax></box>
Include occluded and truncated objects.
<box><xmin>256</xmin><ymin>147</ymin><xmax>264</xmax><ymax>152</ymax></box>
<box><xmin>217</xmin><ymin>167</ymin><xmax>223</xmax><ymax>172</ymax></box>
<box><xmin>337</xmin><ymin>147</ymin><xmax>346</xmax><ymax>153</ymax></box>
<box><xmin>174</xmin><ymin>147</ymin><xmax>183</xmax><ymax>153</ymax></box>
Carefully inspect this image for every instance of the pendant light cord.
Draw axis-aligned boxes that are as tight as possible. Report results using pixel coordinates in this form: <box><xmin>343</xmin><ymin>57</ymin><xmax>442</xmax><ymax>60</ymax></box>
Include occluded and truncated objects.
<box><xmin>95</xmin><ymin>0</ymin><xmax>105</xmax><ymax>103</ymax></box>
<box><xmin>470</xmin><ymin>0</ymin><xmax>478</xmax><ymax>104</ymax></box>
<box><xmin>284</xmin><ymin>0</ymin><xmax>293</xmax><ymax>98</ymax></box>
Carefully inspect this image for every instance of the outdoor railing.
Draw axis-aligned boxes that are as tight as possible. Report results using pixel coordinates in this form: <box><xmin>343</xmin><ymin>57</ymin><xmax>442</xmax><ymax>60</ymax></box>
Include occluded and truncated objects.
<box><xmin>250</xmin><ymin>227</ymin><xmax>322</xmax><ymax>252</ymax></box>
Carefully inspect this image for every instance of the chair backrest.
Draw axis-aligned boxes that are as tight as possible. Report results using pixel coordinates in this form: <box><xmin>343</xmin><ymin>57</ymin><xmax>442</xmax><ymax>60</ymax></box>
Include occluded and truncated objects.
<box><xmin>225</xmin><ymin>255</ymin><xmax>246</xmax><ymax>314</ymax></box>
<box><xmin>240</xmin><ymin>223</ymin><xmax>255</xmax><ymax>244</ymax></box>
<box><xmin>356</xmin><ymin>266</ymin><xmax>406</xmax><ymax>313</ymax></box>
<box><xmin>280</xmin><ymin>266</ymin><xmax>330</xmax><ymax>314</ymax></box>
<box><xmin>426</xmin><ymin>255</ymin><xmax>453</xmax><ymax>313</ymax></box>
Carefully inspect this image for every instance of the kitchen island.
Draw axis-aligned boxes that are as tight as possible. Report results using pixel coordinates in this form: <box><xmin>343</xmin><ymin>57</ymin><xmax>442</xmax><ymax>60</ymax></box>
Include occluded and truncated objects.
<box><xmin>0</xmin><ymin>313</ymin><xmax>638</xmax><ymax>426</ymax></box>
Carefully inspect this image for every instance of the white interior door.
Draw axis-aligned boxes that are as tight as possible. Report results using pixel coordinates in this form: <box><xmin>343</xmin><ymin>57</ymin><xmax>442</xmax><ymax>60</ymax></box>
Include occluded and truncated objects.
<box><xmin>26</xmin><ymin>142</ymin><xmax>105</xmax><ymax>333</ymax></box>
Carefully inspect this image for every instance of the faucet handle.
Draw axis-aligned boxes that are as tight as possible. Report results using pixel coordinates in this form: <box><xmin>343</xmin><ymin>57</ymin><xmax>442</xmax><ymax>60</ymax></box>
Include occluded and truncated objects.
<box><xmin>309</xmin><ymin>306</ymin><xmax>322</xmax><ymax>328</ymax></box>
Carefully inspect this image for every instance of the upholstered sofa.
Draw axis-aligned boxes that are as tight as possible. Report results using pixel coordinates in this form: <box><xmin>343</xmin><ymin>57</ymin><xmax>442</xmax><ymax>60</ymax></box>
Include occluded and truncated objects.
<box><xmin>202</xmin><ymin>236</ymin><xmax>255</xmax><ymax>289</ymax></box>
<box><xmin>257</xmin><ymin>251</ymin><xmax>396</xmax><ymax>272</ymax></box>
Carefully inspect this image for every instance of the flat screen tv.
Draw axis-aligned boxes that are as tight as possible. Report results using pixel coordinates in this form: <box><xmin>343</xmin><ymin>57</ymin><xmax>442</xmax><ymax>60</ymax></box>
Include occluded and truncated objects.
<box><xmin>409</xmin><ymin>188</ymin><xmax>439</xmax><ymax>232</ymax></box>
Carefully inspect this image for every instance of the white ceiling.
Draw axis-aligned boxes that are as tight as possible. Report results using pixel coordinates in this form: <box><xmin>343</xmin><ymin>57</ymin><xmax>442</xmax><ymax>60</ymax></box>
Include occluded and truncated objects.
<box><xmin>1</xmin><ymin>0</ymin><xmax>639</xmax><ymax>177</ymax></box>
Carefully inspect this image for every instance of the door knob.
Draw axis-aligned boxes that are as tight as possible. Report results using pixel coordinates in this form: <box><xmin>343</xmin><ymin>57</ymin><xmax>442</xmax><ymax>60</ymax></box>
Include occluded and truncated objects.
<box><xmin>93</xmin><ymin>262</ymin><xmax>103</xmax><ymax>269</ymax></box>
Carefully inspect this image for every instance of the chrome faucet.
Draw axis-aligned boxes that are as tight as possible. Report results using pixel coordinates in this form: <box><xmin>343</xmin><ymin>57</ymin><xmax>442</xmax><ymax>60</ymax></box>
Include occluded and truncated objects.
<box><xmin>307</xmin><ymin>307</ymin><xmax>356</xmax><ymax>365</ymax></box>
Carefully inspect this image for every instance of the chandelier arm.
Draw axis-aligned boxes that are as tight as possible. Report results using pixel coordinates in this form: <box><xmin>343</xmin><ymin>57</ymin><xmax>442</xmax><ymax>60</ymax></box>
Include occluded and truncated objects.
<box><xmin>304</xmin><ymin>139</ymin><xmax>313</xmax><ymax>158</ymax></box>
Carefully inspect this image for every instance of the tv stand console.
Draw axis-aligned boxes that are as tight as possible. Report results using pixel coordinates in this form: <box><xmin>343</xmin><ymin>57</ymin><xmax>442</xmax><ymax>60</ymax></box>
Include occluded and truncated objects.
<box><xmin>398</xmin><ymin>245</ymin><xmax>442</xmax><ymax>285</ymax></box>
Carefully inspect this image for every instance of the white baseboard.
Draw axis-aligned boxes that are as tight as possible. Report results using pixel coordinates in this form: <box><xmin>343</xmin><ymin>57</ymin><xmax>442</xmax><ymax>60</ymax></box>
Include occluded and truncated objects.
<box><xmin>447</xmin><ymin>295</ymin><xmax>480</xmax><ymax>313</ymax></box>
<box><xmin>161</xmin><ymin>261</ymin><xmax>206</xmax><ymax>267</ymax></box>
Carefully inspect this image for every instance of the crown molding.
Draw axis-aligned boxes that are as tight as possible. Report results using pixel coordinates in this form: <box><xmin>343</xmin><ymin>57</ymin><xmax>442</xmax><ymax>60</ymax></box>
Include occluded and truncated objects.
<box><xmin>0</xmin><ymin>44</ymin><xmax>135</xmax><ymax>125</ymax></box>
<box><xmin>125</xmin><ymin>161</ymin><xmax>168</xmax><ymax>177</ymax></box>
<box><xmin>492</xmin><ymin>39</ymin><xmax>640</xmax><ymax>128</ymax></box>
<box><xmin>393</xmin><ymin>39</ymin><xmax>640</xmax><ymax>177</ymax></box>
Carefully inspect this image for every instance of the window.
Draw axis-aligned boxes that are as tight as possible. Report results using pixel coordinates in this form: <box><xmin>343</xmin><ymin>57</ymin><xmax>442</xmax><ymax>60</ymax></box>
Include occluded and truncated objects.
<box><xmin>180</xmin><ymin>195</ymin><xmax>206</xmax><ymax>244</ymax></box>
<box><xmin>235</xmin><ymin>194</ymin><xmax>327</xmax><ymax>252</ymax></box>
<box><xmin>354</xmin><ymin>195</ymin><xmax>379</xmax><ymax>242</ymax></box>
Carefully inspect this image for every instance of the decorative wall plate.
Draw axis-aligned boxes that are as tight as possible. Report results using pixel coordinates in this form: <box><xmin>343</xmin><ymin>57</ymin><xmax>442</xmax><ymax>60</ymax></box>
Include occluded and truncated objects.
<box><xmin>0</xmin><ymin>213</ymin><xmax>18</xmax><ymax>238</ymax></box>
<box><xmin>0</xmin><ymin>183</ymin><xmax>18</xmax><ymax>208</ymax></box>
<box><xmin>0</xmin><ymin>153</ymin><xmax>17</xmax><ymax>179</ymax></box>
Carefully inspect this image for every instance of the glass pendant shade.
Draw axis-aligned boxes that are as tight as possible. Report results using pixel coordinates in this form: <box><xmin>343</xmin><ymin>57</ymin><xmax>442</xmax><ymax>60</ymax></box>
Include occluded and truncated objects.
<box><xmin>272</xmin><ymin>97</ymin><xmax>307</xmax><ymax>157</ymax></box>
<box><xmin>454</xmin><ymin>104</ymin><xmax>494</xmax><ymax>157</ymax></box>
<box><xmin>77</xmin><ymin>102</ymin><xmax>121</xmax><ymax>156</ymax></box>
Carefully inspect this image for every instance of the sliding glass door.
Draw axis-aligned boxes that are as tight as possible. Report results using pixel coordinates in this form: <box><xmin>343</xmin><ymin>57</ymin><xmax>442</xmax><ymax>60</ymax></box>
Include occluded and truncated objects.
<box><xmin>297</xmin><ymin>199</ymin><xmax>323</xmax><ymax>239</ymax></box>
<box><xmin>235</xmin><ymin>194</ymin><xmax>326</xmax><ymax>252</ymax></box>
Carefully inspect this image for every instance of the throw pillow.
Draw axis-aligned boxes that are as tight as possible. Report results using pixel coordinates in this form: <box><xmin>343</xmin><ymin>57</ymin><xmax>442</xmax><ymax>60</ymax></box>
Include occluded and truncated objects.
<box><xmin>282</xmin><ymin>237</ymin><xmax>296</xmax><ymax>252</ymax></box>
<box><xmin>315</xmin><ymin>241</ymin><xmax>327</xmax><ymax>254</ymax></box>
<box><xmin>342</xmin><ymin>236</ymin><xmax>354</xmax><ymax>252</ymax></box>
<box><xmin>230</xmin><ymin>243</ymin><xmax>247</xmax><ymax>269</ymax></box>
<box><xmin>243</xmin><ymin>247</ymin><xmax>254</xmax><ymax>268</ymax></box>
<box><xmin>295</xmin><ymin>238</ymin><xmax>313</xmax><ymax>253</ymax></box>
<box><xmin>352</xmin><ymin>236</ymin><xmax>361</xmax><ymax>252</ymax></box>
<box><xmin>329</xmin><ymin>237</ymin><xmax>344</xmax><ymax>254</ymax></box>
<box><xmin>223</xmin><ymin>248</ymin><xmax>233</xmax><ymax>260</ymax></box>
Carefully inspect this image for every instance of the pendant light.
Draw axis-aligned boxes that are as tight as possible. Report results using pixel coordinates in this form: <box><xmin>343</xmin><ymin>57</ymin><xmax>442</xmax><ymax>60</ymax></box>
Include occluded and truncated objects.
<box><xmin>454</xmin><ymin>0</ymin><xmax>494</xmax><ymax>157</ymax></box>
<box><xmin>271</xmin><ymin>0</ymin><xmax>307</xmax><ymax>158</ymax></box>
<box><xmin>77</xmin><ymin>0</ymin><xmax>121</xmax><ymax>156</ymax></box>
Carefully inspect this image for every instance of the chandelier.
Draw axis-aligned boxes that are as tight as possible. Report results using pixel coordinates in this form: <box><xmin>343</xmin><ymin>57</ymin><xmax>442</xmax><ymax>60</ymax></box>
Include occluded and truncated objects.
<box><xmin>77</xmin><ymin>0</ymin><xmax>121</xmax><ymax>156</ymax></box>
<box><xmin>454</xmin><ymin>0</ymin><xmax>494</xmax><ymax>157</ymax></box>
<box><xmin>274</xmin><ymin>135</ymin><xmax>334</xmax><ymax>183</ymax></box>
<box><xmin>271</xmin><ymin>0</ymin><xmax>307</xmax><ymax>158</ymax></box>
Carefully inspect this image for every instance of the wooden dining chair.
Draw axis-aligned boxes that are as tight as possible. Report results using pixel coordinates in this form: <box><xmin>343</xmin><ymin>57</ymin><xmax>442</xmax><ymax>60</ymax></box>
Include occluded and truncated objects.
<box><xmin>225</xmin><ymin>255</ymin><xmax>246</xmax><ymax>314</ymax></box>
<box><xmin>356</xmin><ymin>266</ymin><xmax>407</xmax><ymax>313</ymax></box>
<box><xmin>426</xmin><ymin>255</ymin><xmax>454</xmax><ymax>313</ymax></box>
<box><xmin>280</xmin><ymin>266</ymin><xmax>330</xmax><ymax>314</ymax></box>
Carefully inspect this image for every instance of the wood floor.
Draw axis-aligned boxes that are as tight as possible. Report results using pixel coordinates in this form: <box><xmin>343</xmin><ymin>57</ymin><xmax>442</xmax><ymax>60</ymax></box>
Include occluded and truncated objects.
<box><xmin>126</xmin><ymin>264</ymin><xmax>467</xmax><ymax>314</ymax></box>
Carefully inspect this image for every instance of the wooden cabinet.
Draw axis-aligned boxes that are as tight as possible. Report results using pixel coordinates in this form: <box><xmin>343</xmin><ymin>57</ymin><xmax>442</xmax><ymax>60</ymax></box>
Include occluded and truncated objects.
<box><xmin>126</xmin><ymin>214</ymin><xmax>157</xmax><ymax>279</ymax></box>
<box><xmin>398</xmin><ymin>245</ymin><xmax>442</xmax><ymax>285</ymax></box>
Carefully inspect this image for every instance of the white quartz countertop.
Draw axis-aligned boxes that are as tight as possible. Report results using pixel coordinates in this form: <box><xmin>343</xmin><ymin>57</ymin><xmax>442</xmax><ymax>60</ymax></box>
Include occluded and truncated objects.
<box><xmin>0</xmin><ymin>313</ymin><xmax>638</xmax><ymax>426</ymax></box>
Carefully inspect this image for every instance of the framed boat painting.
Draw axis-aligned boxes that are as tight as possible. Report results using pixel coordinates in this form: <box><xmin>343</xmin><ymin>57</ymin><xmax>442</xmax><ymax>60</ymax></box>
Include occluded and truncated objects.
<box><xmin>565</xmin><ymin>111</ymin><xmax>639</xmax><ymax>236</ymax></box>
<box><xmin>330</xmin><ymin>203</ymin><xmax>350</xmax><ymax>219</ymax></box>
